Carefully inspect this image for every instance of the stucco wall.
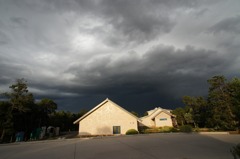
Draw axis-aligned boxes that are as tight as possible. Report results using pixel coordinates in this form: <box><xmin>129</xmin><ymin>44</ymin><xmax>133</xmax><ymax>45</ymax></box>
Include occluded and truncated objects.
<box><xmin>140</xmin><ymin>116</ymin><xmax>155</xmax><ymax>127</ymax></box>
<box><xmin>155</xmin><ymin>112</ymin><xmax>173</xmax><ymax>127</ymax></box>
<box><xmin>140</xmin><ymin>111</ymin><xmax>173</xmax><ymax>128</ymax></box>
<box><xmin>78</xmin><ymin>101</ymin><xmax>138</xmax><ymax>135</ymax></box>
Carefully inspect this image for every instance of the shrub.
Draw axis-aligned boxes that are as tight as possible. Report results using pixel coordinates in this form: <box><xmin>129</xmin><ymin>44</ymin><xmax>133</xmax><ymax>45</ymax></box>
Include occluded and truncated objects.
<box><xmin>126</xmin><ymin>129</ymin><xmax>139</xmax><ymax>135</ymax></box>
<box><xmin>179</xmin><ymin>125</ymin><xmax>192</xmax><ymax>133</ymax></box>
<box><xmin>143</xmin><ymin>126</ymin><xmax>179</xmax><ymax>133</ymax></box>
<box><xmin>170</xmin><ymin>127</ymin><xmax>179</xmax><ymax>132</ymax></box>
<box><xmin>144</xmin><ymin>127</ymin><xmax>160</xmax><ymax>134</ymax></box>
<box><xmin>159</xmin><ymin>126</ymin><xmax>173</xmax><ymax>133</ymax></box>
<box><xmin>161</xmin><ymin>126</ymin><xmax>171</xmax><ymax>132</ymax></box>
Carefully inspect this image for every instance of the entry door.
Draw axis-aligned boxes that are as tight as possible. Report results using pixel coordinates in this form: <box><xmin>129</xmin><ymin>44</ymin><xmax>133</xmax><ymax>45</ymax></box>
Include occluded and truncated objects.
<box><xmin>113</xmin><ymin>126</ymin><xmax>121</xmax><ymax>134</ymax></box>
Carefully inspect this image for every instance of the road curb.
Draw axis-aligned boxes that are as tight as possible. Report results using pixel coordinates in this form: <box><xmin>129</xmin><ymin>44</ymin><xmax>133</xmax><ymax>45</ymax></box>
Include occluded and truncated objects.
<box><xmin>198</xmin><ymin>132</ymin><xmax>229</xmax><ymax>135</ymax></box>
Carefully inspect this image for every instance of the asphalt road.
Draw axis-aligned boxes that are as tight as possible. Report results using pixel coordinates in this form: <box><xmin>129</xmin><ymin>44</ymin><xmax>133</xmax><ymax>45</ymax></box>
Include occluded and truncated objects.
<box><xmin>0</xmin><ymin>133</ymin><xmax>239</xmax><ymax>159</ymax></box>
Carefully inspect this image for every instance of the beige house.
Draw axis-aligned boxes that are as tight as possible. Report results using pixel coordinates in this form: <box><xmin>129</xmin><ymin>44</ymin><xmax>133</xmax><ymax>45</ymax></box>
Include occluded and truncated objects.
<box><xmin>139</xmin><ymin>107</ymin><xmax>176</xmax><ymax>128</ymax></box>
<box><xmin>73</xmin><ymin>98</ymin><xmax>138</xmax><ymax>135</ymax></box>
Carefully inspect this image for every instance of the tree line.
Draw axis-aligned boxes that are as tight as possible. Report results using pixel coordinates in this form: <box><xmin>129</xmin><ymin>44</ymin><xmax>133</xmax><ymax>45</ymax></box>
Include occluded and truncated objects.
<box><xmin>0</xmin><ymin>79</ymin><xmax>87</xmax><ymax>142</ymax></box>
<box><xmin>172</xmin><ymin>75</ymin><xmax>240</xmax><ymax>131</ymax></box>
<box><xmin>1</xmin><ymin>75</ymin><xmax>239</xmax><ymax>142</ymax></box>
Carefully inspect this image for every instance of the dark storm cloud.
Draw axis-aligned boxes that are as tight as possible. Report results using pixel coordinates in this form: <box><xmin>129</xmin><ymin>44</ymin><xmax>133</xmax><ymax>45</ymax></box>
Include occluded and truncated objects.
<box><xmin>0</xmin><ymin>76</ymin><xmax>11</xmax><ymax>86</ymax></box>
<box><xmin>53</xmin><ymin>43</ymin><xmax>232</xmax><ymax>113</ymax></box>
<box><xmin>95</xmin><ymin>0</ymin><xmax>175</xmax><ymax>43</ymax></box>
<box><xmin>66</xmin><ymin>44</ymin><xmax>228</xmax><ymax>98</ymax></box>
<box><xmin>22</xmin><ymin>43</ymin><xmax>227</xmax><ymax>110</ymax></box>
<box><xmin>0</xmin><ymin>0</ymin><xmax>239</xmax><ymax>113</ymax></box>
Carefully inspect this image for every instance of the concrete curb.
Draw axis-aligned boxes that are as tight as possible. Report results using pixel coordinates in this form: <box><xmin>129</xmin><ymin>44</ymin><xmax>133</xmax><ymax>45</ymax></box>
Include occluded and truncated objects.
<box><xmin>198</xmin><ymin>132</ymin><xmax>229</xmax><ymax>135</ymax></box>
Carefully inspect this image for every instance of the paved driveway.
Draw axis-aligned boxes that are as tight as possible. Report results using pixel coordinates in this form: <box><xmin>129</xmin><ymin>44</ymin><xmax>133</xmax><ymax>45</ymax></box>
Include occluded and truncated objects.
<box><xmin>0</xmin><ymin>133</ymin><xmax>239</xmax><ymax>159</ymax></box>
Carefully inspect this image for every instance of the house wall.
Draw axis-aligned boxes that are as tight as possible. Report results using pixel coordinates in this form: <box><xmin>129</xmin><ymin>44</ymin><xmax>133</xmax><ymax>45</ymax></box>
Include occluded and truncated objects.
<box><xmin>78</xmin><ymin>102</ymin><xmax>138</xmax><ymax>135</ymax></box>
<box><xmin>155</xmin><ymin>112</ymin><xmax>173</xmax><ymax>127</ymax></box>
<box><xmin>139</xmin><ymin>116</ymin><xmax>155</xmax><ymax>127</ymax></box>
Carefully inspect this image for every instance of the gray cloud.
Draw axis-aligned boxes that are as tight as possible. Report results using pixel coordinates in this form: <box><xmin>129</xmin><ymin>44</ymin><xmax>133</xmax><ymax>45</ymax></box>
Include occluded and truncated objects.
<box><xmin>45</xmin><ymin>43</ymin><xmax>233</xmax><ymax>113</ymax></box>
<box><xmin>0</xmin><ymin>0</ymin><xmax>239</xmax><ymax>113</ymax></box>
<box><xmin>10</xmin><ymin>17</ymin><xmax>28</xmax><ymax>26</ymax></box>
<box><xmin>47</xmin><ymin>0</ymin><xmax>212</xmax><ymax>46</ymax></box>
<box><xmin>65</xmin><ymin>44</ymin><xmax>229</xmax><ymax>97</ymax></box>
<box><xmin>209</xmin><ymin>15</ymin><xmax>240</xmax><ymax>34</ymax></box>
<box><xmin>0</xmin><ymin>30</ymin><xmax>10</xmax><ymax>45</ymax></box>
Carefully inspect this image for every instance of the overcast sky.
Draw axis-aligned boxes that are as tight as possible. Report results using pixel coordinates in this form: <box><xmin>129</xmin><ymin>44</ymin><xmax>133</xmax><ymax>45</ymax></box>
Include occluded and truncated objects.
<box><xmin>0</xmin><ymin>0</ymin><xmax>239</xmax><ymax>114</ymax></box>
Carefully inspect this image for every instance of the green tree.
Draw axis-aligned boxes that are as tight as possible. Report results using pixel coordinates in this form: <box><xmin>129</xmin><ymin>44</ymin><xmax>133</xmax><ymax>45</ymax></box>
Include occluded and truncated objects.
<box><xmin>0</xmin><ymin>101</ymin><xmax>13</xmax><ymax>142</ymax></box>
<box><xmin>37</xmin><ymin>98</ymin><xmax>57</xmax><ymax>126</ymax></box>
<box><xmin>228</xmin><ymin>78</ymin><xmax>240</xmax><ymax>129</ymax></box>
<box><xmin>174</xmin><ymin>75</ymin><xmax>240</xmax><ymax>130</ymax></box>
<box><xmin>2</xmin><ymin>79</ymin><xmax>36</xmax><ymax>140</ymax></box>
<box><xmin>182</xmin><ymin>96</ymin><xmax>207</xmax><ymax>128</ymax></box>
<box><xmin>207</xmin><ymin>76</ymin><xmax>235</xmax><ymax>130</ymax></box>
<box><xmin>49</xmin><ymin>109</ymin><xmax>87</xmax><ymax>131</ymax></box>
<box><xmin>38</xmin><ymin>98</ymin><xmax>57</xmax><ymax>115</ymax></box>
<box><xmin>4</xmin><ymin>79</ymin><xmax>34</xmax><ymax>113</ymax></box>
<box><xmin>1</xmin><ymin>79</ymin><xmax>61</xmax><ymax>141</ymax></box>
<box><xmin>172</xmin><ymin>107</ymin><xmax>186</xmax><ymax>126</ymax></box>
<box><xmin>184</xmin><ymin>109</ymin><xmax>194</xmax><ymax>126</ymax></box>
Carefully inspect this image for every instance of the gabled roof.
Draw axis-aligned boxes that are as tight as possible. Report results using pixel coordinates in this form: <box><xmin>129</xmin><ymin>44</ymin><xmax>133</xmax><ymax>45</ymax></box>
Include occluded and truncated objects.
<box><xmin>150</xmin><ymin>110</ymin><xmax>176</xmax><ymax>120</ymax></box>
<box><xmin>73</xmin><ymin>98</ymin><xmax>139</xmax><ymax>124</ymax></box>
<box><xmin>140</xmin><ymin>107</ymin><xmax>175</xmax><ymax>120</ymax></box>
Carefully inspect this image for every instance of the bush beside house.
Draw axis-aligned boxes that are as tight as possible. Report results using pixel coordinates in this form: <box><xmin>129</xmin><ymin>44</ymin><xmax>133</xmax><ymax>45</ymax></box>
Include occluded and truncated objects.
<box><xmin>126</xmin><ymin>129</ymin><xmax>139</xmax><ymax>135</ymax></box>
<box><xmin>143</xmin><ymin>126</ymin><xmax>179</xmax><ymax>134</ymax></box>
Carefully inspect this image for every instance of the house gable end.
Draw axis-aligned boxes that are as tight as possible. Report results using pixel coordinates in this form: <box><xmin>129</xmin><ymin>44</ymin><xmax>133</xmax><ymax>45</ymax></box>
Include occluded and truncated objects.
<box><xmin>73</xmin><ymin>98</ymin><xmax>138</xmax><ymax>124</ymax></box>
<box><xmin>77</xmin><ymin>99</ymin><xmax>139</xmax><ymax>135</ymax></box>
<box><xmin>154</xmin><ymin>111</ymin><xmax>174</xmax><ymax>127</ymax></box>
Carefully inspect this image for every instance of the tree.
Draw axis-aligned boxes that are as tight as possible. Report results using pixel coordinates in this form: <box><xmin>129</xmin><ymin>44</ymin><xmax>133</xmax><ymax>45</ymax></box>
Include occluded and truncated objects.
<box><xmin>182</xmin><ymin>96</ymin><xmax>207</xmax><ymax>128</ymax></box>
<box><xmin>4</xmin><ymin>79</ymin><xmax>34</xmax><ymax>113</ymax></box>
<box><xmin>0</xmin><ymin>101</ymin><xmax>13</xmax><ymax>142</ymax></box>
<box><xmin>228</xmin><ymin>78</ymin><xmax>240</xmax><ymax>129</ymax></box>
<box><xmin>1</xmin><ymin>79</ymin><xmax>58</xmax><ymax>140</ymax></box>
<box><xmin>207</xmin><ymin>76</ymin><xmax>235</xmax><ymax>130</ymax></box>
<box><xmin>184</xmin><ymin>109</ymin><xmax>194</xmax><ymax>126</ymax></box>
<box><xmin>38</xmin><ymin>98</ymin><xmax>57</xmax><ymax>115</ymax></box>
<box><xmin>37</xmin><ymin>98</ymin><xmax>57</xmax><ymax>126</ymax></box>
<box><xmin>173</xmin><ymin>75</ymin><xmax>240</xmax><ymax>130</ymax></box>
<box><xmin>0</xmin><ymin>79</ymin><xmax>63</xmax><ymax>141</ymax></box>
<box><xmin>2</xmin><ymin>79</ymin><xmax>36</xmax><ymax>140</ymax></box>
<box><xmin>172</xmin><ymin>107</ymin><xmax>186</xmax><ymax>126</ymax></box>
<box><xmin>49</xmin><ymin>110</ymin><xmax>87</xmax><ymax>131</ymax></box>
